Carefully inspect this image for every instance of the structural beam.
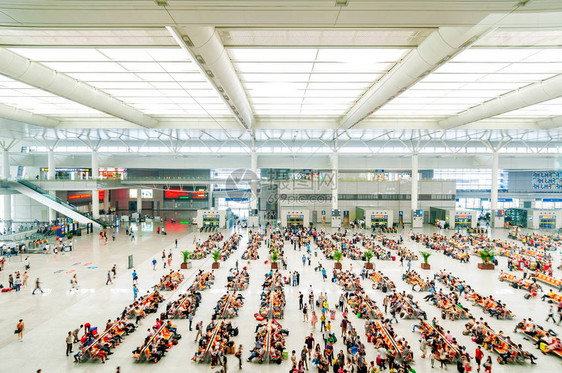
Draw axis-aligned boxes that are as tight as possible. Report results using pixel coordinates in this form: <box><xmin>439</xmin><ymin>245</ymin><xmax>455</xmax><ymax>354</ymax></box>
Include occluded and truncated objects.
<box><xmin>339</xmin><ymin>26</ymin><xmax>492</xmax><ymax>129</ymax></box>
<box><xmin>167</xmin><ymin>26</ymin><xmax>254</xmax><ymax>129</ymax></box>
<box><xmin>0</xmin><ymin>103</ymin><xmax>60</xmax><ymax>128</ymax></box>
<box><xmin>537</xmin><ymin>115</ymin><xmax>562</xmax><ymax>129</ymax></box>
<box><xmin>0</xmin><ymin>48</ymin><xmax>159</xmax><ymax>129</ymax></box>
<box><xmin>439</xmin><ymin>73</ymin><xmax>562</xmax><ymax>129</ymax></box>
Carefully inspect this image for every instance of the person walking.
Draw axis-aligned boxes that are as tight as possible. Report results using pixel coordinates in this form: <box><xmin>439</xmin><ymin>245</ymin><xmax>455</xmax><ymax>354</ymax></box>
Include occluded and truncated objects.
<box><xmin>235</xmin><ymin>344</ymin><xmax>243</xmax><ymax>370</ymax></box>
<box><xmin>32</xmin><ymin>278</ymin><xmax>43</xmax><ymax>295</ymax></box>
<box><xmin>16</xmin><ymin>319</ymin><xmax>24</xmax><ymax>341</ymax></box>
<box><xmin>483</xmin><ymin>356</ymin><xmax>492</xmax><ymax>373</ymax></box>
<box><xmin>311</xmin><ymin>310</ymin><xmax>318</xmax><ymax>329</ymax></box>
<box><xmin>301</xmin><ymin>345</ymin><xmax>309</xmax><ymax>370</ymax></box>
<box><xmin>22</xmin><ymin>272</ymin><xmax>29</xmax><ymax>287</ymax></box>
<box><xmin>383</xmin><ymin>295</ymin><xmax>389</xmax><ymax>313</ymax></box>
<box><xmin>133</xmin><ymin>284</ymin><xmax>138</xmax><ymax>300</ymax></box>
<box><xmin>546</xmin><ymin>305</ymin><xmax>556</xmax><ymax>322</ymax></box>
<box><xmin>152</xmin><ymin>258</ymin><xmax>157</xmax><ymax>270</ymax></box>
<box><xmin>112</xmin><ymin>264</ymin><xmax>117</xmax><ymax>278</ymax></box>
<box><xmin>188</xmin><ymin>312</ymin><xmax>194</xmax><ymax>331</ymax></box>
<box><xmin>71</xmin><ymin>274</ymin><xmax>78</xmax><ymax>291</ymax></box>
<box><xmin>132</xmin><ymin>270</ymin><xmax>138</xmax><ymax>284</ymax></box>
<box><xmin>72</xmin><ymin>325</ymin><xmax>83</xmax><ymax>343</ymax></box>
<box><xmin>66</xmin><ymin>331</ymin><xmax>73</xmax><ymax>356</ymax></box>
<box><xmin>14</xmin><ymin>274</ymin><xmax>21</xmax><ymax>292</ymax></box>
<box><xmin>303</xmin><ymin>303</ymin><xmax>309</xmax><ymax>322</ymax></box>
<box><xmin>194</xmin><ymin>321</ymin><xmax>203</xmax><ymax>341</ymax></box>
<box><xmin>475</xmin><ymin>346</ymin><xmax>484</xmax><ymax>372</ymax></box>
<box><xmin>106</xmin><ymin>271</ymin><xmax>113</xmax><ymax>285</ymax></box>
<box><xmin>299</xmin><ymin>291</ymin><xmax>303</xmax><ymax>310</ymax></box>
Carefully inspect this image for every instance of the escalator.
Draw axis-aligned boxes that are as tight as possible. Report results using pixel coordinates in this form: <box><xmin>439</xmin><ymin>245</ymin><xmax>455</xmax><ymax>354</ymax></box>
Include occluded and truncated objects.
<box><xmin>11</xmin><ymin>179</ymin><xmax>102</xmax><ymax>228</ymax></box>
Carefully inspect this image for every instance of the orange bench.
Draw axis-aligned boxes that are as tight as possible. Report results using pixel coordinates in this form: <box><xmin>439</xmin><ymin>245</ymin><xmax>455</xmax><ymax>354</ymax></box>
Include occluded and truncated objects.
<box><xmin>533</xmin><ymin>273</ymin><xmax>562</xmax><ymax>288</ymax></box>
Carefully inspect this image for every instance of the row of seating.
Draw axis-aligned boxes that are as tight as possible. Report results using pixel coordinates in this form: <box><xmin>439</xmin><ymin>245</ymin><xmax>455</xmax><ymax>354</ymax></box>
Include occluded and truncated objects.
<box><xmin>403</xmin><ymin>270</ymin><xmax>430</xmax><ymax>291</ymax></box>
<box><xmin>347</xmin><ymin>287</ymin><xmax>383</xmax><ymax>319</ymax></box>
<box><xmin>416</xmin><ymin>320</ymin><xmax>461</xmax><ymax>362</ymax></box>
<box><xmin>192</xmin><ymin>320</ymin><xmax>237</xmax><ymax>364</ymax></box>
<box><xmin>214</xmin><ymin>291</ymin><xmax>244</xmax><ymax>319</ymax></box>
<box><xmin>259</xmin><ymin>289</ymin><xmax>285</xmax><ymax>319</ymax></box>
<box><xmin>242</xmin><ymin>232</ymin><xmax>263</xmax><ymax>260</ymax></box>
<box><xmin>166</xmin><ymin>287</ymin><xmax>201</xmax><ymax>319</ymax></box>
<box><xmin>466</xmin><ymin>292</ymin><xmax>515</xmax><ymax>320</ymax></box>
<box><xmin>124</xmin><ymin>290</ymin><xmax>164</xmax><ymax>321</ymax></box>
<box><xmin>192</xmin><ymin>232</ymin><xmax>224</xmax><ymax>259</ymax></box>
<box><xmin>133</xmin><ymin>320</ymin><xmax>180</xmax><ymax>362</ymax></box>
<box><xmin>390</xmin><ymin>292</ymin><xmax>427</xmax><ymax>320</ymax></box>
<box><xmin>226</xmin><ymin>268</ymin><xmax>250</xmax><ymax>291</ymax></box>
<box><xmin>75</xmin><ymin>319</ymin><xmax>134</xmax><ymax>363</ymax></box>
<box><xmin>248</xmin><ymin>319</ymin><xmax>286</xmax><ymax>364</ymax></box>
<box><xmin>157</xmin><ymin>270</ymin><xmax>184</xmax><ymax>291</ymax></box>
<box><xmin>466</xmin><ymin>321</ymin><xmax>533</xmax><ymax>364</ymax></box>
<box><xmin>370</xmin><ymin>271</ymin><xmax>396</xmax><ymax>292</ymax></box>
<box><xmin>194</xmin><ymin>271</ymin><xmax>215</xmax><ymax>291</ymax></box>
<box><xmin>532</xmin><ymin>272</ymin><xmax>562</xmax><ymax>289</ymax></box>
<box><xmin>366</xmin><ymin>320</ymin><xmax>412</xmax><ymax>363</ymax></box>
<box><xmin>515</xmin><ymin>320</ymin><xmax>562</xmax><ymax>358</ymax></box>
<box><xmin>424</xmin><ymin>291</ymin><xmax>472</xmax><ymax>321</ymax></box>
<box><xmin>498</xmin><ymin>271</ymin><xmax>540</xmax><ymax>293</ymax></box>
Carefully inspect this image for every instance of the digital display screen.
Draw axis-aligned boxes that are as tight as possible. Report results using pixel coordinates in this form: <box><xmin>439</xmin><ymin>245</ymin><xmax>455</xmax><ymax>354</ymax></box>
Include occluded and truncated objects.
<box><xmin>164</xmin><ymin>189</ymin><xmax>207</xmax><ymax>199</ymax></box>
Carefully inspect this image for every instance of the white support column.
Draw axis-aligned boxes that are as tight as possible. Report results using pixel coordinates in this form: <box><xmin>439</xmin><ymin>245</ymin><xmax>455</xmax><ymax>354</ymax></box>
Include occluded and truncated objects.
<box><xmin>490</xmin><ymin>151</ymin><xmax>503</xmax><ymax>228</ymax></box>
<box><xmin>91</xmin><ymin>151</ymin><xmax>99</xmax><ymax>180</ymax></box>
<box><xmin>48</xmin><ymin>149</ymin><xmax>56</xmax><ymax>222</ymax></box>
<box><xmin>137</xmin><ymin>187</ymin><xmax>142</xmax><ymax>215</ymax></box>
<box><xmin>1</xmin><ymin>149</ymin><xmax>11</xmax><ymax>229</ymax></box>
<box><xmin>248</xmin><ymin>151</ymin><xmax>260</xmax><ymax>227</ymax></box>
<box><xmin>250</xmin><ymin>151</ymin><xmax>258</xmax><ymax>212</ymax></box>
<box><xmin>47</xmin><ymin>150</ymin><xmax>55</xmax><ymax>180</ymax></box>
<box><xmin>330</xmin><ymin>153</ymin><xmax>338</xmax><ymax>211</ymax></box>
<box><xmin>2</xmin><ymin>149</ymin><xmax>10</xmax><ymax>179</ymax></box>
<box><xmin>92</xmin><ymin>190</ymin><xmax>100</xmax><ymax>219</ymax></box>
<box><xmin>411</xmin><ymin>154</ymin><xmax>419</xmax><ymax>212</ymax></box>
<box><xmin>491</xmin><ymin>152</ymin><xmax>499</xmax><ymax>212</ymax></box>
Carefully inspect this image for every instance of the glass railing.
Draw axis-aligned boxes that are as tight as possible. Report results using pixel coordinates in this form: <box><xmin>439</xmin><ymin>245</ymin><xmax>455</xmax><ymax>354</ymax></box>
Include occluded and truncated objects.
<box><xmin>16</xmin><ymin>179</ymin><xmax>103</xmax><ymax>225</ymax></box>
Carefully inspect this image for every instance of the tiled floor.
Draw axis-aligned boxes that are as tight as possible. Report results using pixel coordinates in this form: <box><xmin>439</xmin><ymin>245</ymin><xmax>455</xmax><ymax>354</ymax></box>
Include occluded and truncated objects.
<box><xmin>0</xmin><ymin>223</ymin><xmax>560</xmax><ymax>373</ymax></box>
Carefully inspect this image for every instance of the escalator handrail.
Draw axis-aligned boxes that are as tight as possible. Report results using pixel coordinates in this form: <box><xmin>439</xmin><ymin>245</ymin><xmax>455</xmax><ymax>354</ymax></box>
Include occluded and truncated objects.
<box><xmin>15</xmin><ymin>179</ymin><xmax>103</xmax><ymax>225</ymax></box>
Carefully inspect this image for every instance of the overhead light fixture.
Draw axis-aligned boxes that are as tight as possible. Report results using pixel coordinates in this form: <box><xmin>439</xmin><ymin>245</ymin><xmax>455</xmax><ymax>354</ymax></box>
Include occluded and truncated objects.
<box><xmin>205</xmin><ymin>70</ymin><xmax>215</xmax><ymax>78</ymax></box>
<box><xmin>154</xmin><ymin>0</ymin><xmax>168</xmax><ymax>6</ymax></box>
<box><xmin>195</xmin><ymin>55</ymin><xmax>206</xmax><ymax>64</ymax></box>
<box><xmin>335</xmin><ymin>0</ymin><xmax>349</xmax><ymax>6</ymax></box>
<box><xmin>181</xmin><ymin>35</ymin><xmax>194</xmax><ymax>47</ymax></box>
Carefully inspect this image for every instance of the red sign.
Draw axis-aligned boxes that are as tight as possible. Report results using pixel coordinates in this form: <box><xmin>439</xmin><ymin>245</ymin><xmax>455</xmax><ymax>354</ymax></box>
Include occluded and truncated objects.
<box><xmin>164</xmin><ymin>189</ymin><xmax>206</xmax><ymax>199</ymax></box>
<box><xmin>68</xmin><ymin>190</ymin><xmax>105</xmax><ymax>200</ymax></box>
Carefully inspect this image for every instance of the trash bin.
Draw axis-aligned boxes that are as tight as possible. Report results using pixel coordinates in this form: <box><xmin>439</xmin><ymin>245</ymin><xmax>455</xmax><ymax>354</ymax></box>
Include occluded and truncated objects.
<box><xmin>314</xmin><ymin>252</ymin><xmax>318</xmax><ymax>257</ymax></box>
<box><xmin>76</xmin><ymin>228</ymin><xmax>82</xmax><ymax>237</ymax></box>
